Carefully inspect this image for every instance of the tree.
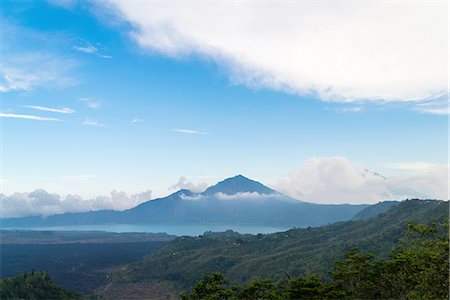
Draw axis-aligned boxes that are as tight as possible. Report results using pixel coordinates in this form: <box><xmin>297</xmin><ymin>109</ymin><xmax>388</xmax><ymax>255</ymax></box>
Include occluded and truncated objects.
<box><xmin>180</xmin><ymin>272</ymin><xmax>237</xmax><ymax>300</ymax></box>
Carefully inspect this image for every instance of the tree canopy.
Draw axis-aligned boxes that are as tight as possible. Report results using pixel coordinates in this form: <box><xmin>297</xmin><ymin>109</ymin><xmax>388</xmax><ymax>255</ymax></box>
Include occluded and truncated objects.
<box><xmin>181</xmin><ymin>221</ymin><xmax>449</xmax><ymax>299</ymax></box>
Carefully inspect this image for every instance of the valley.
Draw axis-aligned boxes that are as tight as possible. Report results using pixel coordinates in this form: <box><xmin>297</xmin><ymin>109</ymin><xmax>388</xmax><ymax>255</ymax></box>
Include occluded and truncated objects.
<box><xmin>1</xmin><ymin>199</ymin><xmax>447</xmax><ymax>299</ymax></box>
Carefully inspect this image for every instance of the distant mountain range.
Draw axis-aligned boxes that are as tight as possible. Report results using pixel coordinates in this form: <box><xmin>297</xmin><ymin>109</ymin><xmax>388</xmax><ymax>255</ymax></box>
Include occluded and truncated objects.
<box><xmin>2</xmin><ymin>175</ymin><xmax>383</xmax><ymax>228</ymax></box>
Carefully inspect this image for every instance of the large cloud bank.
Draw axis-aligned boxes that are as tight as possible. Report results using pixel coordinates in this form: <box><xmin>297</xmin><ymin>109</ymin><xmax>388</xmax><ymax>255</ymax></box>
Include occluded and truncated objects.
<box><xmin>275</xmin><ymin>157</ymin><xmax>448</xmax><ymax>204</ymax></box>
<box><xmin>103</xmin><ymin>1</ymin><xmax>447</xmax><ymax>106</ymax></box>
<box><xmin>0</xmin><ymin>189</ymin><xmax>152</xmax><ymax>218</ymax></box>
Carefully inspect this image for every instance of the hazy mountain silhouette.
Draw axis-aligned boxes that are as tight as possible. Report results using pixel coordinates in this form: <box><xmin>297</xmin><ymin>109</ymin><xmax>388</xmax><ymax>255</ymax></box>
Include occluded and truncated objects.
<box><xmin>1</xmin><ymin>175</ymin><xmax>374</xmax><ymax>228</ymax></box>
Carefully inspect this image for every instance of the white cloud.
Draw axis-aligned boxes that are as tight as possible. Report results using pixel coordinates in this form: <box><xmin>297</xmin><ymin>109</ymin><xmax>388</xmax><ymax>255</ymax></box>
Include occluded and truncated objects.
<box><xmin>0</xmin><ymin>56</ymin><xmax>77</xmax><ymax>93</ymax></box>
<box><xmin>172</xmin><ymin>128</ymin><xmax>208</xmax><ymax>135</ymax></box>
<box><xmin>0</xmin><ymin>22</ymin><xmax>78</xmax><ymax>93</ymax></box>
<box><xmin>0</xmin><ymin>113</ymin><xmax>61</xmax><ymax>122</ymax></box>
<box><xmin>275</xmin><ymin>157</ymin><xmax>448</xmax><ymax>204</ymax></box>
<box><xmin>23</xmin><ymin>105</ymin><xmax>75</xmax><ymax>114</ymax></box>
<box><xmin>418</xmin><ymin>108</ymin><xmax>449</xmax><ymax>116</ymax></box>
<box><xmin>79</xmin><ymin>97</ymin><xmax>102</xmax><ymax>109</ymax></box>
<box><xmin>102</xmin><ymin>1</ymin><xmax>447</xmax><ymax>108</ymax></box>
<box><xmin>131</xmin><ymin>118</ymin><xmax>143</xmax><ymax>123</ymax></box>
<box><xmin>413</xmin><ymin>97</ymin><xmax>449</xmax><ymax>115</ymax></box>
<box><xmin>170</xmin><ymin>176</ymin><xmax>208</xmax><ymax>193</ymax></box>
<box><xmin>179</xmin><ymin>193</ymin><xmax>205</xmax><ymax>201</ymax></box>
<box><xmin>214</xmin><ymin>192</ymin><xmax>282</xmax><ymax>201</ymax></box>
<box><xmin>73</xmin><ymin>44</ymin><xmax>97</xmax><ymax>54</ymax></box>
<box><xmin>328</xmin><ymin>106</ymin><xmax>363</xmax><ymax>113</ymax></box>
<box><xmin>72</xmin><ymin>39</ymin><xmax>112</xmax><ymax>59</ymax></box>
<box><xmin>0</xmin><ymin>189</ymin><xmax>153</xmax><ymax>218</ymax></box>
<box><xmin>83</xmin><ymin>118</ymin><xmax>105</xmax><ymax>127</ymax></box>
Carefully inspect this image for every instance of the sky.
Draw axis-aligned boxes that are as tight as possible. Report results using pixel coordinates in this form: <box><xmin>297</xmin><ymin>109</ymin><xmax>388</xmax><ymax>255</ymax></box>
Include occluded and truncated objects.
<box><xmin>0</xmin><ymin>0</ymin><xmax>448</xmax><ymax>217</ymax></box>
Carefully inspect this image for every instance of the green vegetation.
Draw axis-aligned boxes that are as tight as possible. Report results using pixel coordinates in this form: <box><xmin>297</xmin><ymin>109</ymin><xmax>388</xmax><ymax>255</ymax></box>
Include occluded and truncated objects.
<box><xmin>1</xmin><ymin>241</ymin><xmax>169</xmax><ymax>295</ymax></box>
<box><xmin>118</xmin><ymin>200</ymin><xmax>448</xmax><ymax>290</ymax></box>
<box><xmin>181</xmin><ymin>221</ymin><xmax>449</xmax><ymax>299</ymax></box>
<box><xmin>0</xmin><ymin>272</ymin><xmax>80</xmax><ymax>299</ymax></box>
<box><xmin>0</xmin><ymin>230</ymin><xmax>175</xmax><ymax>244</ymax></box>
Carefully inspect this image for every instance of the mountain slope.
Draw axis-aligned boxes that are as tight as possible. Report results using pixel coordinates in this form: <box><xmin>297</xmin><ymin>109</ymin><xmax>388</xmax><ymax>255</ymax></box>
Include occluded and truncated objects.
<box><xmin>117</xmin><ymin>199</ymin><xmax>448</xmax><ymax>290</ymax></box>
<box><xmin>1</xmin><ymin>175</ymin><xmax>368</xmax><ymax>228</ymax></box>
<box><xmin>352</xmin><ymin>200</ymin><xmax>399</xmax><ymax>220</ymax></box>
<box><xmin>202</xmin><ymin>175</ymin><xmax>278</xmax><ymax>196</ymax></box>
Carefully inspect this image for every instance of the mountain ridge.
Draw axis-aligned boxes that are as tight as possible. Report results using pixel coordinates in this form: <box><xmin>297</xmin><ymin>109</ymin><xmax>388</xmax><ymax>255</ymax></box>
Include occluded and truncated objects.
<box><xmin>117</xmin><ymin>199</ymin><xmax>448</xmax><ymax>290</ymax></box>
<box><xmin>1</xmin><ymin>175</ymin><xmax>379</xmax><ymax>228</ymax></box>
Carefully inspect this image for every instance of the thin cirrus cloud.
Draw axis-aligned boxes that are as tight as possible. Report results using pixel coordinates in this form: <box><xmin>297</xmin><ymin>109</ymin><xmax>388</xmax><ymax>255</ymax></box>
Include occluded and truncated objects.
<box><xmin>100</xmin><ymin>1</ymin><xmax>447</xmax><ymax>113</ymax></box>
<box><xmin>84</xmin><ymin>118</ymin><xmax>105</xmax><ymax>127</ymax></box>
<box><xmin>0</xmin><ymin>113</ymin><xmax>61</xmax><ymax>122</ymax></box>
<box><xmin>72</xmin><ymin>39</ymin><xmax>112</xmax><ymax>59</ymax></box>
<box><xmin>1</xmin><ymin>21</ymin><xmax>78</xmax><ymax>93</ymax></box>
<box><xmin>413</xmin><ymin>97</ymin><xmax>449</xmax><ymax>115</ymax></box>
<box><xmin>172</xmin><ymin>128</ymin><xmax>209</xmax><ymax>135</ymax></box>
<box><xmin>0</xmin><ymin>55</ymin><xmax>77</xmax><ymax>93</ymax></box>
<box><xmin>131</xmin><ymin>118</ymin><xmax>143</xmax><ymax>123</ymax></box>
<box><xmin>23</xmin><ymin>105</ymin><xmax>75</xmax><ymax>114</ymax></box>
<box><xmin>79</xmin><ymin>97</ymin><xmax>102</xmax><ymax>109</ymax></box>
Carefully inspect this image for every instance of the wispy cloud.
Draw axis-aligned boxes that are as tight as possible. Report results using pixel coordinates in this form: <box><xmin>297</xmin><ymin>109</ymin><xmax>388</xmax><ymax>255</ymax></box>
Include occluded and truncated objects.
<box><xmin>73</xmin><ymin>44</ymin><xmax>97</xmax><ymax>53</ymax></box>
<box><xmin>23</xmin><ymin>105</ymin><xmax>75</xmax><ymax>114</ymax></box>
<box><xmin>0</xmin><ymin>113</ymin><xmax>61</xmax><ymax>122</ymax></box>
<box><xmin>0</xmin><ymin>56</ymin><xmax>77</xmax><ymax>93</ymax></box>
<box><xmin>84</xmin><ymin>118</ymin><xmax>105</xmax><ymax>127</ymax></box>
<box><xmin>172</xmin><ymin>128</ymin><xmax>209</xmax><ymax>135</ymax></box>
<box><xmin>413</xmin><ymin>97</ymin><xmax>449</xmax><ymax>115</ymax></box>
<box><xmin>325</xmin><ymin>106</ymin><xmax>363</xmax><ymax>113</ymax></box>
<box><xmin>1</xmin><ymin>22</ymin><xmax>77</xmax><ymax>93</ymax></box>
<box><xmin>72</xmin><ymin>39</ymin><xmax>112</xmax><ymax>59</ymax></box>
<box><xmin>79</xmin><ymin>97</ymin><xmax>102</xmax><ymax>109</ymax></box>
<box><xmin>131</xmin><ymin>118</ymin><xmax>143</xmax><ymax>123</ymax></box>
<box><xmin>337</xmin><ymin>107</ymin><xmax>362</xmax><ymax>113</ymax></box>
<box><xmin>417</xmin><ymin>108</ymin><xmax>449</xmax><ymax>115</ymax></box>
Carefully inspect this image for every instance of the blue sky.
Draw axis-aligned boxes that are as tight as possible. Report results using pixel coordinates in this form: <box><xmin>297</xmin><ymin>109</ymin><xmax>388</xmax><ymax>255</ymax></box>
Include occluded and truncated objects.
<box><xmin>0</xmin><ymin>1</ymin><xmax>448</xmax><ymax>213</ymax></box>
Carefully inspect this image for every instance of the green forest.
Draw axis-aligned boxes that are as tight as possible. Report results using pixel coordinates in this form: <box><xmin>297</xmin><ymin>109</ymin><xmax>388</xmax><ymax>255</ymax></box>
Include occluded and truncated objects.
<box><xmin>118</xmin><ymin>200</ymin><xmax>448</xmax><ymax>290</ymax></box>
<box><xmin>0</xmin><ymin>272</ymin><xmax>80</xmax><ymax>299</ymax></box>
<box><xmin>181</xmin><ymin>221</ymin><xmax>449</xmax><ymax>299</ymax></box>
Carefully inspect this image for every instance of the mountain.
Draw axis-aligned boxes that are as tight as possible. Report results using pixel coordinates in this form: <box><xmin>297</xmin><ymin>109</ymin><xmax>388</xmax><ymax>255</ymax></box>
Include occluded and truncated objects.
<box><xmin>202</xmin><ymin>175</ymin><xmax>278</xmax><ymax>196</ymax></box>
<box><xmin>116</xmin><ymin>199</ymin><xmax>448</xmax><ymax>290</ymax></box>
<box><xmin>352</xmin><ymin>200</ymin><xmax>399</xmax><ymax>220</ymax></box>
<box><xmin>1</xmin><ymin>175</ymin><xmax>369</xmax><ymax>228</ymax></box>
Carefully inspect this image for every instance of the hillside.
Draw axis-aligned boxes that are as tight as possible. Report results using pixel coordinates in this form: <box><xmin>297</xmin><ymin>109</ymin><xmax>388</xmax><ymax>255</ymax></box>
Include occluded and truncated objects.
<box><xmin>1</xmin><ymin>231</ymin><xmax>173</xmax><ymax>295</ymax></box>
<box><xmin>352</xmin><ymin>200</ymin><xmax>399</xmax><ymax>220</ymax></box>
<box><xmin>1</xmin><ymin>175</ymin><xmax>369</xmax><ymax>228</ymax></box>
<box><xmin>181</xmin><ymin>220</ymin><xmax>449</xmax><ymax>299</ymax></box>
<box><xmin>115</xmin><ymin>199</ymin><xmax>448</xmax><ymax>291</ymax></box>
<box><xmin>0</xmin><ymin>272</ymin><xmax>80</xmax><ymax>300</ymax></box>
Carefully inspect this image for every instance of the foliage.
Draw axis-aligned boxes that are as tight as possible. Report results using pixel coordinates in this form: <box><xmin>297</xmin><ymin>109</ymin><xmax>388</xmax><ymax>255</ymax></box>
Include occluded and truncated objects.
<box><xmin>120</xmin><ymin>200</ymin><xmax>448</xmax><ymax>289</ymax></box>
<box><xmin>181</xmin><ymin>221</ymin><xmax>449</xmax><ymax>299</ymax></box>
<box><xmin>1</xmin><ymin>240</ymin><xmax>168</xmax><ymax>294</ymax></box>
<box><xmin>0</xmin><ymin>271</ymin><xmax>81</xmax><ymax>299</ymax></box>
